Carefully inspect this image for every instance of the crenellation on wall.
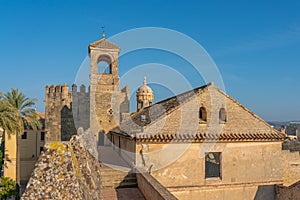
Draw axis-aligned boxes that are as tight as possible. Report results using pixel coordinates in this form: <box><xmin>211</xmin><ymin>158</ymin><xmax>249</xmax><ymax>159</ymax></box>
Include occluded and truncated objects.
<box><xmin>72</xmin><ymin>84</ymin><xmax>90</xmax><ymax>131</ymax></box>
<box><xmin>45</xmin><ymin>83</ymin><xmax>90</xmax><ymax>142</ymax></box>
<box><xmin>72</xmin><ymin>84</ymin><xmax>77</xmax><ymax>92</ymax></box>
<box><xmin>45</xmin><ymin>84</ymin><xmax>72</xmax><ymax>141</ymax></box>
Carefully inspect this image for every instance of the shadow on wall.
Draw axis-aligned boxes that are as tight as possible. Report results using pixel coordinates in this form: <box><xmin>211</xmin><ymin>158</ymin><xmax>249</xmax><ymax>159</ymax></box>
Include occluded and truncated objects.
<box><xmin>254</xmin><ymin>185</ymin><xmax>275</xmax><ymax>200</ymax></box>
<box><xmin>61</xmin><ymin>105</ymin><xmax>77</xmax><ymax>141</ymax></box>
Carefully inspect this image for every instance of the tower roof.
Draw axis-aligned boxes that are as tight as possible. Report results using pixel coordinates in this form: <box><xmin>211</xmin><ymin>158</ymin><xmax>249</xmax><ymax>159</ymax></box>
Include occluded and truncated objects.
<box><xmin>136</xmin><ymin>77</ymin><xmax>153</xmax><ymax>96</ymax></box>
<box><xmin>89</xmin><ymin>38</ymin><xmax>120</xmax><ymax>50</ymax></box>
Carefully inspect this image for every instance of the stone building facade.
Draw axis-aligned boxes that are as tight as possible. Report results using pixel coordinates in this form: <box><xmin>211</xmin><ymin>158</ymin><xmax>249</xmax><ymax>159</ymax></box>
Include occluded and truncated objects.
<box><xmin>3</xmin><ymin>112</ymin><xmax>45</xmax><ymax>191</ymax></box>
<box><xmin>110</xmin><ymin>83</ymin><xmax>288</xmax><ymax>200</ymax></box>
<box><xmin>19</xmin><ymin>113</ymin><xmax>45</xmax><ymax>191</ymax></box>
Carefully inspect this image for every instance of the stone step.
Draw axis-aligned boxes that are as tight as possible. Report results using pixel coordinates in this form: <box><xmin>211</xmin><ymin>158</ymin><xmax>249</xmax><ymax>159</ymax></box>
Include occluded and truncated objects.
<box><xmin>100</xmin><ymin>167</ymin><xmax>137</xmax><ymax>189</ymax></box>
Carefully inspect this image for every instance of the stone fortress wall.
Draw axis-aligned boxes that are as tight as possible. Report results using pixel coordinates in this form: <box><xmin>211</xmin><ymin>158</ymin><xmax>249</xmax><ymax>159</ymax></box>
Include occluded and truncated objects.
<box><xmin>45</xmin><ymin>84</ymin><xmax>90</xmax><ymax>142</ymax></box>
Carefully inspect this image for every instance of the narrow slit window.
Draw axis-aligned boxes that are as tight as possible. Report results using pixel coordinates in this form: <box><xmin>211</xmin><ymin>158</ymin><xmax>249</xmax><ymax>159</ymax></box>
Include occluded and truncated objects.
<box><xmin>199</xmin><ymin>107</ymin><xmax>207</xmax><ymax>121</ymax></box>
<box><xmin>41</xmin><ymin>132</ymin><xmax>45</xmax><ymax>141</ymax></box>
<box><xmin>219</xmin><ymin>108</ymin><xmax>227</xmax><ymax>123</ymax></box>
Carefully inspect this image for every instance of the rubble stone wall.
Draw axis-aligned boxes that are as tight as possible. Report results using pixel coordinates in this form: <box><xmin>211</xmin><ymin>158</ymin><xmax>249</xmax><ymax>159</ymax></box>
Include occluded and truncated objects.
<box><xmin>21</xmin><ymin>135</ymin><xmax>102</xmax><ymax>200</ymax></box>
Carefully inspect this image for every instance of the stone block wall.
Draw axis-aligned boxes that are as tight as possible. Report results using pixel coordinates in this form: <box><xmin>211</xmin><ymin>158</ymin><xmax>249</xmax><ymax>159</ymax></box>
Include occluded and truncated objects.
<box><xmin>135</xmin><ymin>142</ymin><xmax>282</xmax><ymax>200</ymax></box>
<box><xmin>45</xmin><ymin>84</ymin><xmax>72</xmax><ymax>141</ymax></box>
<box><xmin>71</xmin><ymin>84</ymin><xmax>90</xmax><ymax>130</ymax></box>
<box><xmin>281</xmin><ymin>150</ymin><xmax>300</xmax><ymax>186</ymax></box>
<box><xmin>136</xmin><ymin>168</ymin><xmax>177</xmax><ymax>200</ymax></box>
<box><xmin>110</xmin><ymin>133</ymin><xmax>136</xmax><ymax>166</ymax></box>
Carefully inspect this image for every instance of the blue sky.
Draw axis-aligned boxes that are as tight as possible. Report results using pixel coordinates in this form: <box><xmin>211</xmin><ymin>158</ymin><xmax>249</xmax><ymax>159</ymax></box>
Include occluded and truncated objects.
<box><xmin>0</xmin><ymin>0</ymin><xmax>300</xmax><ymax>121</ymax></box>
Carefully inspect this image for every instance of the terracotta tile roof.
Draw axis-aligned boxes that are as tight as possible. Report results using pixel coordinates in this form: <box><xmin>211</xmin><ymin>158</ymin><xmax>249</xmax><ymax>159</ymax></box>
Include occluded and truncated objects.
<box><xmin>135</xmin><ymin>130</ymin><xmax>286</xmax><ymax>143</ymax></box>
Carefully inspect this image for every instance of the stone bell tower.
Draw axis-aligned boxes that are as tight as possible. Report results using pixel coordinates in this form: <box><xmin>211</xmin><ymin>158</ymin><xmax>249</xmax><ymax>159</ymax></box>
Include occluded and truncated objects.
<box><xmin>88</xmin><ymin>33</ymin><xmax>123</xmax><ymax>145</ymax></box>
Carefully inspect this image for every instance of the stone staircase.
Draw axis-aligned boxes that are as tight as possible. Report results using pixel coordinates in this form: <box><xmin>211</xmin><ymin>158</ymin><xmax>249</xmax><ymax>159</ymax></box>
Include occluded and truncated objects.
<box><xmin>100</xmin><ymin>166</ymin><xmax>137</xmax><ymax>189</ymax></box>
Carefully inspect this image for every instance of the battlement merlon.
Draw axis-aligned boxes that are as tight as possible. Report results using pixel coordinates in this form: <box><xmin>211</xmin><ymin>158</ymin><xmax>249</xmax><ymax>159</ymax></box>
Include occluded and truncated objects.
<box><xmin>72</xmin><ymin>84</ymin><xmax>90</xmax><ymax>94</ymax></box>
<box><xmin>46</xmin><ymin>84</ymin><xmax>90</xmax><ymax>94</ymax></box>
<box><xmin>46</xmin><ymin>84</ymin><xmax>68</xmax><ymax>94</ymax></box>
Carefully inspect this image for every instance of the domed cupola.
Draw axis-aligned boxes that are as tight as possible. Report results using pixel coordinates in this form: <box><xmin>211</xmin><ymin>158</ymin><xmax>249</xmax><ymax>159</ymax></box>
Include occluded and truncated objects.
<box><xmin>136</xmin><ymin>77</ymin><xmax>154</xmax><ymax>112</ymax></box>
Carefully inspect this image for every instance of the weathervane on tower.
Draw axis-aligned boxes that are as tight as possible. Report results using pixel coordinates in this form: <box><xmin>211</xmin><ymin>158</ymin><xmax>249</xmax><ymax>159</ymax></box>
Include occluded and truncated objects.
<box><xmin>101</xmin><ymin>26</ymin><xmax>106</xmax><ymax>39</ymax></box>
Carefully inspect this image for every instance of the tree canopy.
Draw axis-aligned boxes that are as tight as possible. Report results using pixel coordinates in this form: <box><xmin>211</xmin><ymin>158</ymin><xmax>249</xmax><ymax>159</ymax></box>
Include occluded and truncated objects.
<box><xmin>1</xmin><ymin>89</ymin><xmax>41</xmax><ymax>134</ymax></box>
<box><xmin>0</xmin><ymin>92</ymin><xmax>22</xmax><ymax>134</ymax></box>
<box><xmin>0</xmin><ymin>176</ymin><xmax>16</xmax><ymax>200</ymax></box>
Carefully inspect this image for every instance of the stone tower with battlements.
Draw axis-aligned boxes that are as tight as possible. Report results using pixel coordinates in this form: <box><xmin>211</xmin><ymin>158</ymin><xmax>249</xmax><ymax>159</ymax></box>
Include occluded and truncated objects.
<box><xmin>45</xmin><ymin>84</ymin><xmax>90</xmax><ymax>141</ymax></box>
<box><xmin>45</xmin><ymin>35</ymin><xmax>129</xmax><ymax>144</ymax></box>
<box><xmin>45</xmin><ymin>84</ymin><xmax>73</xmax><ymax>141</ymax></box>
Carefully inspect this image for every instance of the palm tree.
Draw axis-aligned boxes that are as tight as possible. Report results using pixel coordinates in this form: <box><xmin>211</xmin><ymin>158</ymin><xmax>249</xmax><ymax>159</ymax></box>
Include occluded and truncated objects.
<box><xmin>0</xmin><ymin>93</ymin><xmax>23</xmax><ymax>178</ymax></box>
<box><xmin>0</xmin><ymin>98</ymin><xmax>22</xmax><ymax>134</ymax></box>
<box><xmin>1</xmin><ymin>89</ymin><xmax>41</xmax><ymax>192</ymax></box>
<box><xmin>3</xmin><ymin>89</ymin><xmax>41</xmax><ymax>131</ymax></box>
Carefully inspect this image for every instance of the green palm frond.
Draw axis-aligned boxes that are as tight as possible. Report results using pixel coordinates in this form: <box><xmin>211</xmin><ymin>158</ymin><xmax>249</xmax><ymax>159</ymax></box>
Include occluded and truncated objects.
<box><xmin>2</xmin><ymin>88</ymin><xmax>42</xmax><ymax>133</ymax></box>
<box><xmin>22</xmin><ymin>111</ymin><xmax>42</xmax><ymax>130</ymax></box>
<box><xmin>0</xmin><ymin>100</ymin><xmax>23</xmax><ymax>134</ymax></box>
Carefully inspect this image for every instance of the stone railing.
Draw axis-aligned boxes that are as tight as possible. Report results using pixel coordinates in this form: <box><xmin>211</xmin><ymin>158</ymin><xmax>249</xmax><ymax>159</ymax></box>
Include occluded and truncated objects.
<box><xmin>136</xmin><ymin>168</ymin><xmax>177</xmax><ymax>200</ymax></box>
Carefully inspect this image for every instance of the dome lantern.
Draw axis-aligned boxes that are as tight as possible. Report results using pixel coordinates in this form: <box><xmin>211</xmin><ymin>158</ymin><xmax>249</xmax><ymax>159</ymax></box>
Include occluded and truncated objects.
<box><xmin>136</xmin><ymin>76</ymin><xmax>154</xmax><ymax>112</ymax></box>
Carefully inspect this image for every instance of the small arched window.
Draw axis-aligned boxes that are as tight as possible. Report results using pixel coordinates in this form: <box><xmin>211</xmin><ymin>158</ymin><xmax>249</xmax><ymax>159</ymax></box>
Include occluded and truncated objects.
<box><xmin>219</xmin><ymin>108</ymin><xmax>227</xmax><ymax>123</ymax></box>
<box><xmin>97</xmin><ymin>61</ymin><xmax>111</xmax><ymax>74</ymax></box>
<box><xmin>199</xmin><ymin>107</ymin><xmax>207</xmax><ymax>122</ymax></box>
<box><xmin>139</xmin><ymin>101</ymin><xmax>144</xmax><ymax>109</ymax></box>
<box><xmin>97</xmin><ymin>55</ymin><xmax>112</xmax><ymax>74</ymax></box>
